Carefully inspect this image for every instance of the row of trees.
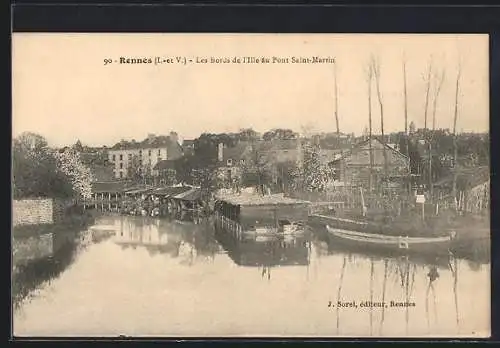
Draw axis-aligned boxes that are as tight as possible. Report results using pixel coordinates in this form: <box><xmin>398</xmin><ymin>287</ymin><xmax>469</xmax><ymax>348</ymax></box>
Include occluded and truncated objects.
<box><xmin>13</xmin><ymin>132</ymin><xmax>94</xmax><ymax>200</ymax></box>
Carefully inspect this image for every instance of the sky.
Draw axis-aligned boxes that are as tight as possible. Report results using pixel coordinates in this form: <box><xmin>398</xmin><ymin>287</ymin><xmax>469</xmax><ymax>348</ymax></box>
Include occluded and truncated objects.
<box><xmin>12</xmin><ymin>33</ymin><xmax>489</xmax><ymax>147</ymax></box>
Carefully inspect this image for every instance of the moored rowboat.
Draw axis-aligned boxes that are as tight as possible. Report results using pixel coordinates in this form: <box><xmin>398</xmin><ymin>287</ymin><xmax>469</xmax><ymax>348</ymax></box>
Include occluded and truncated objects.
<box><xmin>326</xmin><ymin>225</ymin><xmax>454</xmax><ymax>255</ymax></box>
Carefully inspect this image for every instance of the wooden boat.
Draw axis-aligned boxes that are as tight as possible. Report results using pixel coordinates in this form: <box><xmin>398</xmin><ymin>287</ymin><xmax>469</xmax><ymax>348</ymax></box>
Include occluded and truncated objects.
<box><xmin>309</xmin><ymin>213</ymin><xmax>372</xmax><ymax>231</ymax></box>
<box><xmin>326</xmin><ymin>225</ymin><xmax>454</xmax><ymax>255</ymax></box>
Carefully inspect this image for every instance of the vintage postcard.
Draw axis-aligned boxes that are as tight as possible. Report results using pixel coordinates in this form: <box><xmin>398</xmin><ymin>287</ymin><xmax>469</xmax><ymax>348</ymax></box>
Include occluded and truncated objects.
<box><xmin>11</xmin><ymin>33</ymin><xmax>490</xmax><ymax>338</ymax></box>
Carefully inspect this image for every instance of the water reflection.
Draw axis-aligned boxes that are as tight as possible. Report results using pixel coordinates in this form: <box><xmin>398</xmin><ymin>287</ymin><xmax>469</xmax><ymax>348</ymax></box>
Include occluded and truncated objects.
<box><xmin>214</xmin><ymin>224</ymin><xmax>311</xmax><ymax>281</ymax></box>
<box><xmin>326</xmin><ymin>249</ymin><xmax>483</xmax><ymax>337</ymax></box>
<box><xmin>111</xmin><ymin>214</ymin><xmax>220</xmax><ymax>264</ymax></box>
<box><xmin>12</xmin><ymin>228</ymin><xmax>114</xmax><ymax>309</ymax></box>
<box><xmin>13</xmin><ymin>215</ymin><xmax>490</xmax><ymax>337</ymax></box>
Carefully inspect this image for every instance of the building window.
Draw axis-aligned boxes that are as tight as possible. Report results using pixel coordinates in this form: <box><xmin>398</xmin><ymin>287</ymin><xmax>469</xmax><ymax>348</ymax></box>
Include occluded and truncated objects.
<box><xmin>149</xmin><ymin>150</ymin><xmax>152</xmax><ymax>156</ymax></box>
<box><xmin>119</xmin><ymin>171</ymin><xmax>123</xmax><ymax>178</ymax></box>
<box><xmin>120</xmin><ymin>163</ymin><xmax>123</xmax><ymax>169</ymax></box>
<box><xmin>128</xmin><ymin>153</ymin><xmax>132</xmax><ymax>159</ymax></box>
<box><xmin>139</xmin><ymin>150</ymin><xmax>142</xmax><ymax>156</ymax></box>
<box><xmin>227</xmin><ymin>159</ymin><xmax>233</xmax><ymax>166</ymax></box>
<box><xmin>158</xmin><ymin>149</ymin><xmax>161</xmax><ymax>155</ymax></box>
<box><xmin>112</xmin><ymin>154</ymin><xmax>116</xmax><ymax>161</ymax></box>
<box><xmin>120</xmin><ymin>154</ymin><xmax>123</xmax><ymax>161</ymax></box>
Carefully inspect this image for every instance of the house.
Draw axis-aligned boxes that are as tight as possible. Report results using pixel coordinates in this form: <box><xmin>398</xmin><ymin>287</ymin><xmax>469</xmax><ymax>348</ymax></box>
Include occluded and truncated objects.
<box><xmin>257</xmin><ymin>139</ymin><xmax>301</xmax><ymax>164</ymax></box>
<box><xmin>328</xmin><ymin>136</ymin><xmax>410</xmax><ymax>190</ymax></box>
<box><xmin>216</xmin><ymin>142</ymin><xmax>252</xmax><ymax>185</ymax></box>
<box><xmin>182</xmin><ymin>139</ymin><xmax>195</xmax><ymax>157</ymax></box>
<box><xmin>107</xmin><ymin>132</ymin><xmax>183</xmax><ymax>179</ymax></box>
<box><xmin>152</xmin><ymin>159</ymin><xmax>178</xmax><ymax>185</ymax></box>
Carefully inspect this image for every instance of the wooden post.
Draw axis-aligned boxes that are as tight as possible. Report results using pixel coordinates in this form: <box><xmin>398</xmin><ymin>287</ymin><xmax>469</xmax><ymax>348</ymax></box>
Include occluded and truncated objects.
<box><xmin>421</xmin><ymin>202</ymin><xmax>425</xmax><ymax>221</ymax></box>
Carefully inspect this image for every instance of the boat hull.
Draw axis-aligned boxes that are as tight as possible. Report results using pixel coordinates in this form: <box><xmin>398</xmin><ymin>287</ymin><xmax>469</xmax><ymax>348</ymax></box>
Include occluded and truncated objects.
<box><xmin>325</xmin><ymin>226</ymin><xmax>453</xmax><ymax>256</ymax></box>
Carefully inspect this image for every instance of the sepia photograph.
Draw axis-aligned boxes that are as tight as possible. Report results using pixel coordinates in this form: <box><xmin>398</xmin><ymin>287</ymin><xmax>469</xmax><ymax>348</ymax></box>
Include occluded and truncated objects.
<box><xmin>11</xmin><ymin>33</ymin><xmax>490</xmax><ymax>337</ymax></box>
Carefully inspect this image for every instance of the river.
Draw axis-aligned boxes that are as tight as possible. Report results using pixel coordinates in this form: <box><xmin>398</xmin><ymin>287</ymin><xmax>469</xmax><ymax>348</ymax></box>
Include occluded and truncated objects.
<box><xmin>12</xmin><ymin>214</ymin><xmax>490</xmax><ymax>337</ymax></box>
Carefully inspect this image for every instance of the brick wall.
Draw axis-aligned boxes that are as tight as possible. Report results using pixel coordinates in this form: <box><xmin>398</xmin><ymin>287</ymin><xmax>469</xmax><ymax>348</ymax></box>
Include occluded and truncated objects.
<box><xmin>12</xmin><ymin>198</ymin><xmax>73</xmax><ymax>227</ymax></box>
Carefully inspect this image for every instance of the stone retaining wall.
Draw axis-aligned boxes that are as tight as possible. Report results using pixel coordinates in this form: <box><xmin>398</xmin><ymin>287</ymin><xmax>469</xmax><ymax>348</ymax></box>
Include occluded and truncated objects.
<box><xmin>12</xmin><ymin>198</ymin><xmax>74</xmax><ymax>227</ymax></box>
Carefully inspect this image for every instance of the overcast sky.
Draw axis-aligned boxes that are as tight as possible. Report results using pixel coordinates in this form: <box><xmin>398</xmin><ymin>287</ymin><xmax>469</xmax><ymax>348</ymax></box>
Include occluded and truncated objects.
<box><xmin>12</xmin><ymin>33</ymin><xmax>488</xmax><ymax>147</ymax></box>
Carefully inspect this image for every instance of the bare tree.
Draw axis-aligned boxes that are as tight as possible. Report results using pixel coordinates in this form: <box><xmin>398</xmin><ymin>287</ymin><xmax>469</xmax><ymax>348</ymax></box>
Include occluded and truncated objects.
<box><xmin>403</xmin><ymin>54</ymin><xmax>408</xmax><ymax>136</ymax></box>
<box><xmin>429</xmin><ymin>67</ymin><xmax>446</xmax><ymax>198</ymax></box>
<box><xmin>365</xmin><ymin>61</ymin><xmax>374</xmax><ymax>191</ymax></box>
<box><xmin>422</xmin><ymin>56</ymin><xmax>433</xmax><ymax>196</ymax></box>
<box><xmin>423</xmin><ymin>57</ymin><xmax>433</xmax><ymax>133</ymax></box>
<box><xmin>334</xmin><ymin>62</ymin><xmax>340</xmax><ymax>142</ymax></box>
<box><xmin>452</xmin><ymin>60</ymin><xmax>462</xmax><ymax>207</ymax></box>
<box><xmin>371</xmin><ymin>55</ymin><xmax>388</xmax><ymax>184</ymax></box>
<box><xmin>432</xmin><ymin>68</ymin><xmax>446</xmax><ymax>131</ymax></box>
<box><xmin>403</xmin><ymin>54</ymin><xmax>411</xmax><ymax>193</ymax></box>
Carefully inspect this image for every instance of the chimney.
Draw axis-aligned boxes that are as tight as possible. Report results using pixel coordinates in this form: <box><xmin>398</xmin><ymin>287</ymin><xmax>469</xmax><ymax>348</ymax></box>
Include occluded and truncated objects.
<box><xmin>218</xmin><ymin>143</ymin><xmax>224</xmax><ymax>162</ymax></box>
<box><xmin>169</xmin><ymin>131</ymin><xmax>179</xmax><ymax>144</ymax></box>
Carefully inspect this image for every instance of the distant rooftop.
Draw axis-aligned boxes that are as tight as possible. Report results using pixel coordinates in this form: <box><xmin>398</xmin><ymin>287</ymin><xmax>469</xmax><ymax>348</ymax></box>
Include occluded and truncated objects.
<box><xmin>109</xmin><ymin>134</ymin><xmax>181</xmax><ymax>151</ymax></box>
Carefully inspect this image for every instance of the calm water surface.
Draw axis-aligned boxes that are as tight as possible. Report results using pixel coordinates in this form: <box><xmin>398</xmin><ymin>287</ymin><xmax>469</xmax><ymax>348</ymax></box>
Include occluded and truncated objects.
<box><xmin>13</xmin><ymin>214</ymin><xmax>490</xmax><ymax>337</ymax></box>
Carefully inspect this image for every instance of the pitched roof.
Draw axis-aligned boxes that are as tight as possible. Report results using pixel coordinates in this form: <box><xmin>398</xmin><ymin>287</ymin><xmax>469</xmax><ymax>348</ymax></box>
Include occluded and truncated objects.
<box><xmin>110</xmin><ymin>135</ymin><xmax>181</xmax><ymax>152</ymax></box>
<box><xmin>331</xmin><ymin>136</ymin><xmax>409</xmax><ymax>163</ymax></box>
<box><xmin>91</xmin><ymin>181</ymin><xmax>127</xmax><ymax>193</ymax></box>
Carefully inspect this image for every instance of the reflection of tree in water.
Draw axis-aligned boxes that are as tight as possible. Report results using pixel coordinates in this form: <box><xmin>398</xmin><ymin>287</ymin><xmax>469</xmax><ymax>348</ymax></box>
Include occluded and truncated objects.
<box><xmin>12</xmin><ymin>228</ymin><xmax>107</xmax><ymax>309</ymax></box>
<box><xmin>335</xmin><ymin>252</ymin><xmax>458</xmax><ymax>336</ymax></box>
<box><xmin>425</xmin><ymin>264</ymin><xmax>439</xmax><ymax>331</ymax></box>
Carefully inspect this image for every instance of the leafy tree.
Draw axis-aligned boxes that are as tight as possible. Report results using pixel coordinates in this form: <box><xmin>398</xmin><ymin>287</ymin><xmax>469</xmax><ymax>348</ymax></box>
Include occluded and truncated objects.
<box><xmin>240</xmin><ymin>142</ymin><xmax>274</xmax><ymax>195</ymax></box>
<box><xmin>12</xmin><ymin>132</ymin><xmax>84</xmax><ymax>199</ymax></box>
<box><xmin>262</xmin><ymin>128</ymin><xmax>298</xmax><ymax>141</ymax></box>
<box><xmin>292</xmin><ymin>140</ymin><xmax>333</xmax><ymax>192</ymax></box>
<box><xmin>73</xmin><ymin>140</ymin><xmax>84</xmax><ymax>152</ymax></box>
<box><xmin>53</xmin><ymin>148</ymin><xmax>94</xmax><ymax>199</ymax></box>
<box><xmin>237</xmin><ymin>128</ymin><xmax>260</xmax><ymax>142</ymax></box>
<box><xmin>127</xmin><ymin>154</ymin><xmax>142</xmax><ymax>182</ymax></box>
